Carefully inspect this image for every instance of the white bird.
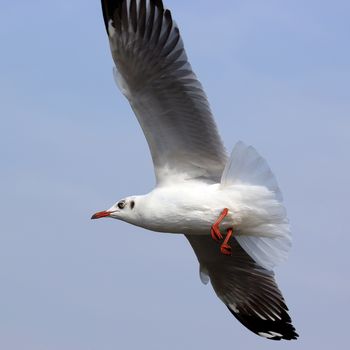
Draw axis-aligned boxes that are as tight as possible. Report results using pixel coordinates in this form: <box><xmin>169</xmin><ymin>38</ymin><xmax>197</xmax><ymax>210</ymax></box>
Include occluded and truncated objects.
<box><xmin>92</xmin><ymin>0</ymin><xmax>298</xmax><ymax>340</ymax></box>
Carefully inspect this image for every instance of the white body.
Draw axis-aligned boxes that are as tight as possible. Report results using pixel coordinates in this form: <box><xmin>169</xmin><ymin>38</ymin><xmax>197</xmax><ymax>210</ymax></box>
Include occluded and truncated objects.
<box><xmin>128</xmin><ymin>182</ymin><xmax>287</xmax><ymax>237</ymax></box>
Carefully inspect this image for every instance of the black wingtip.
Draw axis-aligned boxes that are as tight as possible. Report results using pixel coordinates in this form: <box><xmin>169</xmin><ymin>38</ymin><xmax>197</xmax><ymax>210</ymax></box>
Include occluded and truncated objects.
<box><xmin>101</xmin><ymin>0</ymin><xmax>123</xmax><ymax>33</ymax></box>
<box><xmin>226</xmin><ymin>305</ymin><xmax>299</xmax><ymax>341</ymax></box>
<box><xmin>151</xmin><ymin>0</ymin><xmax>164</xmax><ymax>11</ymax></box>
<box><xmin>101</xmin><ymin>0</ymin><xmax>167</xmax><ymax>34</ymax></box>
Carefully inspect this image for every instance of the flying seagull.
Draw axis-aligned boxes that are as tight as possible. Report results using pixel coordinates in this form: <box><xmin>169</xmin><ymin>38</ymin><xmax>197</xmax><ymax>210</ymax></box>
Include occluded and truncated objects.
<box><xmin>92</xmin><ymin>0</ymin><xmax>298</xmax><ymax>340</ymax></box>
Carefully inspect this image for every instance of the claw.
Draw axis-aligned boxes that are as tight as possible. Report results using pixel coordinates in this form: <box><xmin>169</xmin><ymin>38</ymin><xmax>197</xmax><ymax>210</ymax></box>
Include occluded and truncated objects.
<box><xmin>211</xmin><ymin>227</ymin><xmax>223</xmax><ymax>241</ymax></box>
<box><xmin>220</xmin><ymin>243</ymin><xmax>232</xmax><ymax>255</ymax></box>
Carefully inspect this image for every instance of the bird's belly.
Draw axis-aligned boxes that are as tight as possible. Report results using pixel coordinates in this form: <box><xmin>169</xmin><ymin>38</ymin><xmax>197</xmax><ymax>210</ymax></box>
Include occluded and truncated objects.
<box><xmin>134</xmin><ymin>182</ymin><xmax>287</xmax><ymax>238</ymax></box>
<box><xmin>135</xmin><ymin>183</ymin><xmax>246</xmax><ymax>234</ymax></box>
<box><xmin>139</xmin><ymin>203</ymin><xmax>236</xmax><ymax>235</ymax></box>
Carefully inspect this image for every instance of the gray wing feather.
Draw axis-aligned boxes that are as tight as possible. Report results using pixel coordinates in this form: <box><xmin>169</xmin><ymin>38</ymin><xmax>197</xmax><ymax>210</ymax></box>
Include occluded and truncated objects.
<box><xmin>102</xmin><ymin>0</ymin><xmax>227</xmax><ymax>183</ymax></box>
<box><xmin>185</xmin><ymin>235</ymin><xmax>298</xmax><ymax>340</ymax></box>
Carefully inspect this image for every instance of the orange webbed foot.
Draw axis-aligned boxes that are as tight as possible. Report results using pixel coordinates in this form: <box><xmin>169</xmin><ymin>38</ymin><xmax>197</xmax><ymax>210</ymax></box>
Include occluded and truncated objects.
<box><xmin>220</xmin><ymin>228</ymin><xmax>233</xmax><ymax>256</ymax></box>
<box><xmin>211</xmin><ymin>226</ymin><xmax>223</xmax><ymax>241</ymax></box>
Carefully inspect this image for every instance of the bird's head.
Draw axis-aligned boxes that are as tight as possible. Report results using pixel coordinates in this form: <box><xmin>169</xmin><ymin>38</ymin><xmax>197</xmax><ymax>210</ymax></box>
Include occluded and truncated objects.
<box><xmin>91</xmin><ymin>197</ymin><xmax>137</xmax><ymax>222</ymax></box>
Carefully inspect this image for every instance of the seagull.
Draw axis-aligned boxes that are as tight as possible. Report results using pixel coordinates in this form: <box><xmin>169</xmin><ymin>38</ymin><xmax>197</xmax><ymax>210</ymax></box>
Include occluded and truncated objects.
<box><xmin>92</xmin><ymin>0</ymin><xmax>298</xmax><ymax>340</ymax></box>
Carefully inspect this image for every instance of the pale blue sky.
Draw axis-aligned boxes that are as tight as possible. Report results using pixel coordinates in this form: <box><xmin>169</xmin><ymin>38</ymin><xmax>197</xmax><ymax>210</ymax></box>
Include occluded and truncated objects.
<box><xmin>1</xmin><ymin>0</ymin><xmax>350</xmax><ymax>349</ymax></box>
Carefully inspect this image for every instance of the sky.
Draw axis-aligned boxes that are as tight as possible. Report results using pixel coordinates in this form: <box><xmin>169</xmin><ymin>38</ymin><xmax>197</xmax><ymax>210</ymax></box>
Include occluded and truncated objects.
<box><xmin>1</xmin><ymin>0</ymin><xmax>350</xmax><ymax>349</ymax></box>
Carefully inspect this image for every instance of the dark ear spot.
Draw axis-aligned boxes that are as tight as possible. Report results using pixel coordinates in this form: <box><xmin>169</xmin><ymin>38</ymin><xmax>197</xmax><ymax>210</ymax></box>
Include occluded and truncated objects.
<box><xmin>130</xmin><ymin>200</ymin><xmax>135</xmax><ymax>209</ymax></box>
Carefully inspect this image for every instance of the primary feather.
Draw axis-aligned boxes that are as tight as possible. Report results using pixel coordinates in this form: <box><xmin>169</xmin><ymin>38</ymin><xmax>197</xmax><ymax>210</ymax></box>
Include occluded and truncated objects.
<box><xmin>186</xmin><ymin>235</ymin><xmax>298</xmax><ymax>340</ymax></box>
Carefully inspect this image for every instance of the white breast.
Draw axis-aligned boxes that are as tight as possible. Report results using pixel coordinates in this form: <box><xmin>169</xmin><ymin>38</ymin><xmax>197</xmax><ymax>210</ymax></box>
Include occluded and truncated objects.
<box><xmin>133</xmin><ymin>182</ymin><xmax>242</xmax><ymax>234</ymax></box>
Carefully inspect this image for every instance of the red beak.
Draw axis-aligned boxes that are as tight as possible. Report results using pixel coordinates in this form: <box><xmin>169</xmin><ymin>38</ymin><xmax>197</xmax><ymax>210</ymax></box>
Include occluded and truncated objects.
<box><xmin>91</xmin><ymin>210</ymin><xmax>111</xmax><ymax>220</ymax></box>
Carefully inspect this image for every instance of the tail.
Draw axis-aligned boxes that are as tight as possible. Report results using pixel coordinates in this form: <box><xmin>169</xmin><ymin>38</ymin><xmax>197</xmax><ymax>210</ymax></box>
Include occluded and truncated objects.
<box><xmin>221</xmin><ymin>141</ymin><xmax>292</xmax><ymax>270</ymax></box>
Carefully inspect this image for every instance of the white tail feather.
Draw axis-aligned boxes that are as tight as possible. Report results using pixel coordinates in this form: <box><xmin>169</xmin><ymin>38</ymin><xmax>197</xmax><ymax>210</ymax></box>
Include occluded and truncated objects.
<box><xmin>222</xmin><ymin>141</ymin><xmax>291</xmax><ymax>270</ymax></box>
<box><xmin>221</xmin><ymin>141</ymin><xmax>283</xmax><ymax>201</ymax></box>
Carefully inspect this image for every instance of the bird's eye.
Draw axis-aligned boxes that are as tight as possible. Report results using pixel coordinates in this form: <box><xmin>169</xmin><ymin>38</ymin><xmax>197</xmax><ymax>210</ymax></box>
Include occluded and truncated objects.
<box><xmin>117</xmin><ymin>201</ymin><xmax>125</xmax><ymax>209</ymax></box>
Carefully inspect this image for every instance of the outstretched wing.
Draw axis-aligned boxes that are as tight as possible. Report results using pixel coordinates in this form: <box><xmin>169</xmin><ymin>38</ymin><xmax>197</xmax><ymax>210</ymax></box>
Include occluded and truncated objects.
<box><xmin>185</xmin><ymin>235</ymin><xmax>298</xmax><ymax>340</ymax></box>
<box><xmin>101</xmin><ymin>0</ymin><xmax>227</xmax><ymax>184</ymax></box>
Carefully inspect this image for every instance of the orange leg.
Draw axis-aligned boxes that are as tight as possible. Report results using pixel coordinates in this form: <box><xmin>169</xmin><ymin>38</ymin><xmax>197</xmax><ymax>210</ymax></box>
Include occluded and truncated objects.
<box><xmin>210</xmin><ymin>208</ymin><xmax>229</xmax><ymax>242</ymax></box>
<box><xmin>220</xmin><ymin>228</ymin><xmax>233</xmax><ymax>256</ymax></box>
